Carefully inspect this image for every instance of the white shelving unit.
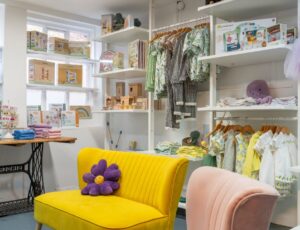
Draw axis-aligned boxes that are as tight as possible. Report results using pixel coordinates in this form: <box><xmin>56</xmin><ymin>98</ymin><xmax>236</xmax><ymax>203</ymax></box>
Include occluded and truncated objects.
<box><xmin>197</xmin><ymin>0</ymin><xmax>297</xmax><ymax>21</ymax></box>
<box><xmin>27</xmin><ymin>84</ymin><xmax>96</xmax><ymax>92</ymax></box>
<box><xmin>27</xmin><ymin>49</ymin><xmax>98</xmax><ymax>64</ymax></box>
<box><xmin>197</xmin><ymin>105</ymin><xmax>298</xmax><ymax>112</ymax></box>
<box><xmin>94</xmin><ymin>109</ymin><xmax>148</xmax><ymax>114</ymax></box>
<box><xmin>94</xmin><ymin>68</ymin><xmax>146</xmax><ymax>80</ymax></box>
<box><xmin>199</xmin><ymin>45</ymin><xmax>291</xmax><ymax>67</ymax></box>
<box><xmin>95</xmin><ymin>27</ymin><xmax>149</xmax><ymax>44</ymax></box>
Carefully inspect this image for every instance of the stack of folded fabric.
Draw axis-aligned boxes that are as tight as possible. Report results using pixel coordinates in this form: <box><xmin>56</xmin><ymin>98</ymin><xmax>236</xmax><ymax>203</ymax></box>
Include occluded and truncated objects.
<box><xmin>176</xmin><ymin>146</ymin><xmax>206</xmax><ymax>159</ymax></box>
<box><xmin>13</xmin><ymin>129</ymin><xmax>35</xmax><ymax>140</ymax></box>
<box><xmin>154</xmin><ymin>141</ymin><xmax>181</xmax><ymax>155</ymax></box>
<box><xmin>42</xmin><ymin>129</ymin><xmax>61</xmax><ymax>139</ymax></box>
<box><xmin>29</xmin><ymin>124</ymin><xmax>52</xmax><ymax>138</ymax></box>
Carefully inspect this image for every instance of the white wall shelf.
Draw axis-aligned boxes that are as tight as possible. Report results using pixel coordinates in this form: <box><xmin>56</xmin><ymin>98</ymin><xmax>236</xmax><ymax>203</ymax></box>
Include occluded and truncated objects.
<box><xmin>94</xmin><ymin>109</ymin><xmax>149</xmax><ymax>114</ymax></box>
<box><xmin>197</xmin><ymin>105</ymin><xmax>298</xmax><ymax>112</ymax></box>
<box><xmin>27</xmin><ymin>49</ymin><xmax>98</xmax><ymax>64</ymax></box>
<box><xmin>95</xmin><ymin>27</ymin><xmax>149</xmax><ymax>44</ymax></box>
<box><xmin>27</xmin><ymin>84</ymin><xmax>96</xmax><ymax>92</ymax></box>
<box><xmin>290</xmin><ymin>166</ymin><xmax>300</xmax><ymax>174</ymax></box>
<box><xmin>93</xmin><ymin>68</ymin><xmax>146</xmax><ymax>80</ymax></box>
<box><xmin>200</xmin><ymin>45</ymin><xmax>290</xmax><ymax>67</ymax></box>
<box><xmin>198</xmin><ymin>0</ymin><xmax>297</xmax><ymax>21</ymax></box>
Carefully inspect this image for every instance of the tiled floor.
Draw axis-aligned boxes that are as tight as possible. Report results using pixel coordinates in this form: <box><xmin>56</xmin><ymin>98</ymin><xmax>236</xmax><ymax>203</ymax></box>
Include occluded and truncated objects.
<box><xmin>0</xmin><ymin>212</ymin><xmax>291</xmax><ymax>230</ymax></box>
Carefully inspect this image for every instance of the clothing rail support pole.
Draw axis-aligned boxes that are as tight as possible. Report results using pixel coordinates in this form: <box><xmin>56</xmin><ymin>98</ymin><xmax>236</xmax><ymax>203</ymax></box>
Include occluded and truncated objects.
<box><xmin>296</xmin><ymin>0</ymin><xmax>300</xmax><ymax>224</ymax></box>
<box><xmin>148</xmin><ymin>0</ymin><xmax>155</xmax><ymax>151</ymax></box>
<box><xmin>209</xmin><ymin>15</ymin><xmax>217</xmax><ymax>132</ymax></box>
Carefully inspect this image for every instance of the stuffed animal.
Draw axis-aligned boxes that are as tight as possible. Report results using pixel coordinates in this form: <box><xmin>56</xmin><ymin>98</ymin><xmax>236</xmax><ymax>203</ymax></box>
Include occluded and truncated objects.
<box><xmin>81</xmin><ymin>159</ymin><xmax>121</xmax><ymax>196</ymax></box>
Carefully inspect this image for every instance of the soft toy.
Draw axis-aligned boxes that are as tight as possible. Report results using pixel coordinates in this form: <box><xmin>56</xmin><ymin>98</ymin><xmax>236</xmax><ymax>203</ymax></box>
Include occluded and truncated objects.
<box><xmin>81</xmin><ymin>159</ymin><xmax>121</xmax><ymax>196</ymax></box>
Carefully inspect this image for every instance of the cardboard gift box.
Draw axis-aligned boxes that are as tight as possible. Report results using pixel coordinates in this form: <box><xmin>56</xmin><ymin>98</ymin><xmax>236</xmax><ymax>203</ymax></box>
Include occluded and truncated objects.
<box><xmin>69</xmin><ymin>41</ymin><xmax>90</xmax><ymax>58</ymax></box>
<box><xmin>116</xmin><ymin>82</ymin><xmax>125</xmax><ymax>97</ymax></box>
<box><xmin>267</xmin><ymin>24</ymin><xmax>287</xmax><ymax>46</ymax></box>
<box><xmin>100</xmin><ymin>50</ymin><xmax>124</xmax><ymax>72</ymax></box>
<box><xmin>287</xmin><ymin>27</ymin><xmax>297</xmax><ymax>44</ymax></box>
<box><xmin>27</xmin><ymin>31</ymin><xmax>48</xmax><ymax>52</ymax></box>
<box><xmin>216</xmin><ymin>18</ymin><xmax>276</xmax><ymax>54</ymax></box>
<box><xmin>58</xmin><ymin>64</ymin><xmax>82</xmax><ymax>87</ymax></box>
<box><xmin>48</xmin><ymin>37</ymin><xmax>69</xmax><ymax>54</ymax></box>
<box><xmin>129</xmin><ymin>83</ymin><xmax>143</xmax><ymax>97</ymax></box>
<box><xmin>101</xmin><ymin>14</ymin><xmax>113</xmax><ymax>35</ymax></box>
<box><xmin>28</xmin><ymin>59</ymin><xmax>55</xmax><ymax>85</ymax></box>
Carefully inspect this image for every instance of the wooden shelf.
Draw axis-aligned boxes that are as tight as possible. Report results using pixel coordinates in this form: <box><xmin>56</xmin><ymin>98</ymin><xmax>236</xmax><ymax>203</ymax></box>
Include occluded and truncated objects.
<box><xmin>200</xmin><ymin>45</ymin><xmax>290</xmax><ymax>67</ymax></box>
<box><xmin>198</xmin><ymin>0</ymin><xmax>297</xmax><ymax>21</ymax></box>
<box><xmin>197</xmin><ymin>105</ymin><xmax>298</xmax><ymax>112</ymax></box>
<box><xmin>96</xmin><ymin>27</ymin><xmax>149</xmax><ymax>44</ymax></box>
<box><xmin>93</xmin><ymin>68</ymin><xmax>146</xmax><ymax>80</ymax></box>
<box><xmin>94</xmin><ymin>110</ymin><xmax>149</xmax><ymax>114</ymax></box>
<box><xmin>27</xmin><ymin>50</ymin><xmax>98</xmax><ymax>64</ymax></box>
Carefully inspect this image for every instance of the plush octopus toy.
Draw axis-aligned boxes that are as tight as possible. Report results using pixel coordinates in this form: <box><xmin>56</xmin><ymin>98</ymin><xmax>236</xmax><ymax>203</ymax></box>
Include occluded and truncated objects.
<box><xmin>81</xmin><ymin>159</ymin><xmax>121</xmax><ymax>196</ymax></box>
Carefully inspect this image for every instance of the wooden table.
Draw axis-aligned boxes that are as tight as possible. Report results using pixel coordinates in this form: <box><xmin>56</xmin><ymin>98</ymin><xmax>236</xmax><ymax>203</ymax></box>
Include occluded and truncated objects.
<box><xmin>0</xmin><ymin>137</ymin><xmax>77</xmax><ymax>216</ymax></box>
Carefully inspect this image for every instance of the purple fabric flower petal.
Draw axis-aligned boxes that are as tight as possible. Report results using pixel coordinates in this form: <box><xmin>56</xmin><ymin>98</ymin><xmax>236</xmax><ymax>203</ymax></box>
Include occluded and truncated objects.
<box><xmin>91</xmin><ymin>160</ymin><xmax>107</xmax><ymax>176</ymax></box>
<box><xmin>107</xmin><ymin>164</ymin><xmax>119</xmax><ymax>170</ymax></box>
<box><xmin>83</xmin><ymin>173</ymin><xmax>95</xmax><ymax>184</ymax></box>
<box><xmin>81</xmin><ymin>183</ymin><xmax>93</xmax><ymax>195</ymax></box>
<box><xmin>99</xmin><ymin>182</ymin><xmax>113</xmax><ymax>195</ymax></box>
<box><xmin>89</xmin><ymin>184</ymin><xmax>101</xmax><ymax>196</ymax></box>
<box><xmin>104</xmin><ymin>169</ymin><xmax>121</xmax><ymax>180</ymax></box>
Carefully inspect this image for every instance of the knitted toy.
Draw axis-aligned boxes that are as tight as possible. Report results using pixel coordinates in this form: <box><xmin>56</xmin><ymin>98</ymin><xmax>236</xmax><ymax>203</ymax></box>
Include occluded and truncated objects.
<box><xmin>246</xmin><ymin>80</ymin><xmax>272</xmax><ymax>104</ymax></box>
<box><xmin>81</xmin><ymin>159</ymin><xmax>121</xmax><ymax>196</ymax></box>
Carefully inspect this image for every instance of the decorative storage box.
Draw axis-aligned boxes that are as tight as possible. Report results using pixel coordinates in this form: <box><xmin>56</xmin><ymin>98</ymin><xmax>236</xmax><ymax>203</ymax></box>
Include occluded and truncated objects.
<box><xmin>136</xmin><ymin>98</ymin><xmax>148</xmax><ymax>110</ymax></box>
<box><xmin>58</xmin><ymin>64</ymin><xmax>82</xmax><ymax>87</ymax></box>
<box><xmin>215</xmin><ymin>18</ymin><xmax>276</xmax><ymax>54</ymax></box>
<box><xmin>27</xmin><ymin>31</ymin><xmax>48</xmax><ymax>52</ymax></box>
<box><xmin>267</xmin><ymin>24</ymin><xmax>287</xmax><ymax>46</ymax></box>
<box><xmin>100</xmin><ymin>50</ymin><xmax>124</xmax><ymax>72</ymax></box>
<box><xmin>129</xmin><ymin>83</ymin><xmax>143</xmax><ymax>97</ymax></box>
<box><xmin>69</xmin><ymin>41</ymin><xmax>90</xmax><ymax>58</ymax></box>
<box><xmin>287</xmin><ymin>27</ymin><xmax>297</xmax><ymax>44</ymax></box>
<box><xmin>121</xmin><ymin>96</ymin><xmax>135</xmax><ymax>106</ymax></box>
<box><xmin>101</xmin><ymin>14</ymin><xmax>113</xmax><ymax>35</ymax></box>
<box><xmin>48</xmin><ymin>37</ymin><xmax>69</xmax><ymax>54</ymax></box>
<box><xmin>116</xmin><ymin>82</ymin><xmax>125</xmax><ymax>97</ymax></box>
<box><xmin>28</xmin><ymin>59</ymin><xmax>55</xmax><ymax>85</ymax></box>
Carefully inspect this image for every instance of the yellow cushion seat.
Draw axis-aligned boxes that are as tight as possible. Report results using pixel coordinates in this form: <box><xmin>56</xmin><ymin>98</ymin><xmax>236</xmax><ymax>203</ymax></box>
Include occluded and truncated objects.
<box><xmin>34</xmin><ymin>190</ymin><xmax>168</xmax><ymax>230</ymax></box>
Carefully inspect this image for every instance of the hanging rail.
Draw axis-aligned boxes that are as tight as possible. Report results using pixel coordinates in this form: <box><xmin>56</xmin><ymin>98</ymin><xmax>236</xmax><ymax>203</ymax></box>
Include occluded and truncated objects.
<box><xmin>152</xmin><ymin>16</ymin><xmax>210</xmax><ymax>33</ymax></box>
<box><xmin>214</xmin><ymin>116</ymin><xmax>298</xmax><ymax>121</ymax></box>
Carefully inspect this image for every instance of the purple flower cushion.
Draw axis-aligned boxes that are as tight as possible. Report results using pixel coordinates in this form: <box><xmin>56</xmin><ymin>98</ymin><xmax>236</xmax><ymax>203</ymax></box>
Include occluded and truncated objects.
<box><xmin>81</xmin><ymin>159</ymin><xmax>121</xmax><ymax>196</ymax></box>
<box><xmin>246</xmin><ymin>80</ymin><xmax>270</xmax><ymax>99</ymax></box>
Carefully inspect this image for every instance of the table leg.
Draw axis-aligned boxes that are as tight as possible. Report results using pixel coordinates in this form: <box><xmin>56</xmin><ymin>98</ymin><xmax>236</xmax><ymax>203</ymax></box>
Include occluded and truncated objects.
<box><xmin>0</xmin><ymin>142</ymin><xmax>45</xmax><ymax>216</ymax></box>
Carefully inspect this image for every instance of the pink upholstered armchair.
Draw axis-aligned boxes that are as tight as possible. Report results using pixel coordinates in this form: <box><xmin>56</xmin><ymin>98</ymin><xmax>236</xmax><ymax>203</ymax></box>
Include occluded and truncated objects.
<box><xmin>186</xmin><ymin>167</ymin><xmax>279</xmax><ymax>230</ymax></box>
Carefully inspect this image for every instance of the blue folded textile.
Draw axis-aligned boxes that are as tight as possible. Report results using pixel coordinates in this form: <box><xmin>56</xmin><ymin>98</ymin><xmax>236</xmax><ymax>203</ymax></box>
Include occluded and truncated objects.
<box><xmin>13</xmin><ymin>129</ymin><xmax>35</xmax><ymax>140</ymax></box>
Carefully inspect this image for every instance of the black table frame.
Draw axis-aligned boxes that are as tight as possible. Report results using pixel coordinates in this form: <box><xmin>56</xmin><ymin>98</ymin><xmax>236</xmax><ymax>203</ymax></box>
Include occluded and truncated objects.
<box><xmin>0</xmin><ymin>143</ymin><xmax>44</xmax><ymax>216</ymax></box>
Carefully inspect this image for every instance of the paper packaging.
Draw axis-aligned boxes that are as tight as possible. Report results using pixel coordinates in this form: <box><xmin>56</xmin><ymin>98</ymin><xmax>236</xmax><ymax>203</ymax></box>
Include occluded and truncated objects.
<box><xmin>69</xmin><ymin>41</ymin><xmax>90</xmax><ymax>58</ymax></box>
<box><xmin>27</xmin><ymin>111</ymin><xmax>42</xmax><ymax>126</ymax></box>
<box><xmin>101</xmin><ymin>14</ymin><xmax>113</xmax><ymax>35</ymax></box>
<box><xmin>287</xmin><ymin>28</ymin><xmax>297</xmax><ymax>44</ymax></box>
<box><xmin>48</xmin><ymin>37</ymin><xmax>69</xmax><ymax>54</ymax></box>
<box><xmin>129</xmin><ymin>83</ymin><xmax>143</xmax><ymax>97</ymax></box>
<box><xmin>29</xmin><ymin>60</ymin><xmax>55</xmax><ymax>85</ymax></box>
<box><xmin>113</xmin><ymin>52</ymin><xmax>124</xmax><ymax>70</ymax></box>
<box><xmin>116</xmin><ymin>82</ymin><xmax>125</xmax><ymax>97</ymax></box>
<box><xmin>61</xmin><ymin>111</ymin><xmax>79</xmax><ymax>128</ymax></box>
<box><xmin>27</xmin><ymin>31</ymin><xmax>48</xmax><ymax>52</ymax></box>
<box><xmin>267</xmin><ymin>24</ymin><xmax>287</xmax><ymax>46</ymax></box>
<box><xmin>216</xmin><ymin>18</ymin><xmax>276</xmax><ymax>54</ymax></box>
<box><xmin>58</xmin><ymin>64</ymin><xmax>83</xmax><ymax>87</ymax></box>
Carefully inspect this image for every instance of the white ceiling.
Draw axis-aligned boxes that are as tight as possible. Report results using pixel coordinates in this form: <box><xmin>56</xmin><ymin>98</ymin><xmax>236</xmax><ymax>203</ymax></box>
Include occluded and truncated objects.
<box><xmin>14</xmin><ymin>0</ymin><xmax>150</xmax><ymax>20</ymax></box>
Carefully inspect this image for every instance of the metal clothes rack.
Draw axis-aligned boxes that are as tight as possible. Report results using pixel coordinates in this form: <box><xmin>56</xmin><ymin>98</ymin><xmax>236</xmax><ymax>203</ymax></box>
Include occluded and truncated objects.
<box><xmin>214</xmin><ymin>116</ymin><xmax>298</xmax><ymax>121</ymax></box>
<box><xmin>152</xmin><ymin>16</ymin><xmax>210</xmax><ymax>33</ymax></box>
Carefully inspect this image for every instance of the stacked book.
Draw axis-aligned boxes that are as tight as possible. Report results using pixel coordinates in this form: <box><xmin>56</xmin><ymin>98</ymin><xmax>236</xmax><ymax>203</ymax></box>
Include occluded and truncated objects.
<box><xmin>128</xmin><ymin>40</ymin><xmax>148</xmax><ymax>69</ymax></box>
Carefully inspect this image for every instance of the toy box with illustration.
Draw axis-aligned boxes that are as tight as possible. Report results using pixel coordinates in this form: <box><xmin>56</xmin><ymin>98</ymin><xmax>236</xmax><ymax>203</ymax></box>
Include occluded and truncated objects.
<box><xmin>28</xmin><ymin>59</ymin><xmax>55</xmax><ymax>85</ymax></box>
<box><xmin>27</xmin><ymin>31</ymin><xmax>48</xmax><ymax>52</ymax></box>
<box><xmin>287</xmin><ymin>27</ymin><xmax>297</xmax><ymax>44</ymax></box>
<box><xmin>267</xmin><ymin>24</ymin><xmax>287</xmax><ymax>46</ymax></box>
<box><xmin>216</xmin><ymin>18</ymin><xmax>276</xmax><ymax>54</ymax></box>
<box><xmin>58</xmin><ymin>64</ymin><xmax>83</xmax><ymax>87</ymax></box>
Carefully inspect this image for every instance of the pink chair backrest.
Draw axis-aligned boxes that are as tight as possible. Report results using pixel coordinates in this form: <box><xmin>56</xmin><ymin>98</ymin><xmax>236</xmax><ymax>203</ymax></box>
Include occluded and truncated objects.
<box><xmin>186</xmin><ymin>167</ymin><xmax>279</xmax><ymax>230</ymax></box>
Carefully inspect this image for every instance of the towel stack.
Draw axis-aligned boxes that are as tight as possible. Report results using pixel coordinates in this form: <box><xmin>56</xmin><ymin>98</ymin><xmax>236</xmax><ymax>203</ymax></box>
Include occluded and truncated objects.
<box><xmin>42</xmin><ymin>129</ymin><xmax>62</xmax><ymax>139</ymax></box>
<box><xmin>13</xmin><ymin>129</ymin><xmax>35</xmax><ymax>140</ymax></box>
<box><xmin>29</xmin><ymin>124</ymin><xmax>52</xmax><ymax>138</ymax></box>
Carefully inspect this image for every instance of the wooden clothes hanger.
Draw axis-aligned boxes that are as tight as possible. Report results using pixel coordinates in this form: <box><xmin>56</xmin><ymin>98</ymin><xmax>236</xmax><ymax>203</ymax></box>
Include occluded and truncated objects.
<box><xmin>242</xmin><ymin>125</ymin><xmax>255</xmax><ymax>134</ymax></box>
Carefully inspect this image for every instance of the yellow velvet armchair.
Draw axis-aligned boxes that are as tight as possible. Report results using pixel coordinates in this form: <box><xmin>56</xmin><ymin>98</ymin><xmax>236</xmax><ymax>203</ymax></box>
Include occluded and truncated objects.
<box><xmin>34</xmin><ymin>148</ymin><xmax>189</xmax><ymax>230</ymax></box>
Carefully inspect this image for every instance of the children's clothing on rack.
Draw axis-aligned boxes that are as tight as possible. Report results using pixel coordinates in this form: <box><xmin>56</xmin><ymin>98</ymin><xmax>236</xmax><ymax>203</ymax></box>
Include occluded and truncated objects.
<box><xmin>207</xmin><ymin>124</ymin><xmax>297</xmax><ymax>196</ymax></box>
<box><xmin>146</xmin><ymin>21</ymin><xmax>210</xmax><ymax>128</ymax></box>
